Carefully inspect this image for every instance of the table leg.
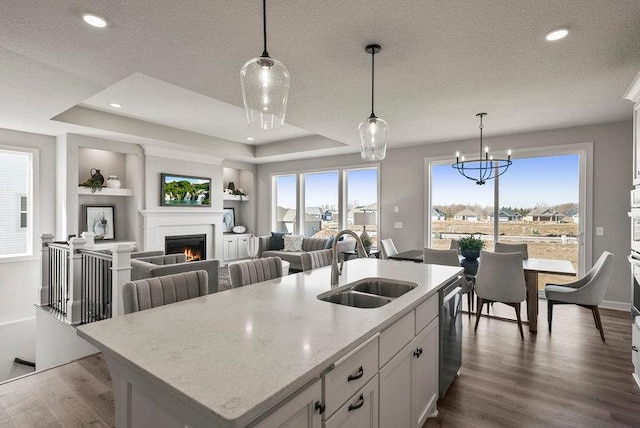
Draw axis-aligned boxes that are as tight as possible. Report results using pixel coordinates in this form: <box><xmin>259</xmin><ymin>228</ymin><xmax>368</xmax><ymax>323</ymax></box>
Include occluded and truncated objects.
<box><xmin>524</xmin><ymin>271</ymin><xmax>538</xmax><ymax>333</ymax></box>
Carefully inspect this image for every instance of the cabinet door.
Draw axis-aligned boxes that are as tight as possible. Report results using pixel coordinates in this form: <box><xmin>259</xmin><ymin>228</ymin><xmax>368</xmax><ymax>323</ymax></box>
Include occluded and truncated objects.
<box><xmin>412</xmin><ymin>318</ymin><xmax>439</xmax><ymax>427</ymax></box>
<box><xmin>324</xmin><ymin>375</ymin><xmax>378</xmax><ymax>428</ymax></box>
<box><xmin>632</xmin><ymin>321</ymin><xmax>640</xmax><ymax>373</ymax></box>
<box><xmin>223</xmin><ymin>237</ymin><xmax>237</xmax><ymax>261</ymax></box>
<box><xmin>237</xmin><ymin>235</ymin><xmax>249</xmax><ymax>260</ymax></box>
<box><xmin>379</xmin><ymin>342</ymin><xmax>412</xmax><ymax>428</ymax></box>
<box><xmin>253</xmin><ymin>379</ymin><xmax>322</xmax><ymax>428</ymax></box>
<box><xmin>634</xmin><ymin>105</ymin><xmax>640</xmax><ymax>185</ymax></box>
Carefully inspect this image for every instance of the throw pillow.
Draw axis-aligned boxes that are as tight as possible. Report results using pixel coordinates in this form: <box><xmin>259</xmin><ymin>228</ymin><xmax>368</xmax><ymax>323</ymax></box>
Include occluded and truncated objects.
<box><xmin>269</xmin><ymin>232</ymin><xmax>289</xmax><ymax>250</ymax></box>
<box><xmin>283</xmin><ymin>234</ymin><xmax>304</xmax><ymax>252</ymax></box>
<box><xmin>324</xmin><ymin>235</ymin><xmax>335</xmax><ymax>249</ymax></box>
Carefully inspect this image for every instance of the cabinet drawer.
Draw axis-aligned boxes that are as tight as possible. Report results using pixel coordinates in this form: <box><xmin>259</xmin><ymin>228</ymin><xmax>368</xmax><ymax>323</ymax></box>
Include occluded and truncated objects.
<box><xmin>324</xmin><ymin>375</ymin><xmax>379</xmax><ymax>428</ymax></box>
<box><xmin>324</xmin><ymin>335</ymin><xmax>378</xmax><ymax>418</ymax></box>
<box><xmin>415</xmin><ymin>295</ymin><xmax>439</xmax><ymax>335</ymax></box>
<box><xmin>379</xmin><ymin>310</ymin><xmax>415</xmax><ymax>368</ymax></box>
<box><xmin>633</xmin><ymin>318</ymin><xmax>640</xmax><ymax>372</ymax></box>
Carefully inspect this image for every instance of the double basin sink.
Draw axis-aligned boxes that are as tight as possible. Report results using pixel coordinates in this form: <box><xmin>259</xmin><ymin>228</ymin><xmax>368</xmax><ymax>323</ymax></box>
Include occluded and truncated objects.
<box><xmin>318</xmin><ymin>278</ymin><xmax>417</xmax><ymax>309</ymax></box>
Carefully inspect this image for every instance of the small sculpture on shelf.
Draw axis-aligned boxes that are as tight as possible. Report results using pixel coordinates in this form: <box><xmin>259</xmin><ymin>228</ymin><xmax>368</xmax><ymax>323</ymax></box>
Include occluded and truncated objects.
<box><xmin>80</xmin><ymin>168</ymin><xmax>105</xmax><ymax>193</ymax></box>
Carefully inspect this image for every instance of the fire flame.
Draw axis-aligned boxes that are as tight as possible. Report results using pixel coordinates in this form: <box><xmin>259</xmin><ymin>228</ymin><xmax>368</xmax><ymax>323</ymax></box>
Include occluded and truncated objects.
<box><xmin>183</xmin><ymin>248</ymin><xmax>201</xmax><ymax>262</ymax></box>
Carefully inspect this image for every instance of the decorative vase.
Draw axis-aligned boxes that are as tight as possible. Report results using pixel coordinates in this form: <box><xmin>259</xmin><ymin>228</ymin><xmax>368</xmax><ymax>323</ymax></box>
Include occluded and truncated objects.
<box><xmin>227</xmin><ymin>181</ymin><xmax>236</xmax><ymax>192</ymax></box>
<box><xmin>232</xmin><ymin>225</ymin><xmax>247</xmax><ymax>234</ymax></box>
<box><xmin>106</xmin><ymin>175</ymin><xmax>121</xmax><ymax>189</ymax></box>
<box><xmin>460</xmin><ymin>249</ymin><xmax>480</xmax><ymax>261</ymax></box>
<box><xmin>90</xmin><ymin>168</ymin><xmax>105</xmax><ymax>186</ymax></box>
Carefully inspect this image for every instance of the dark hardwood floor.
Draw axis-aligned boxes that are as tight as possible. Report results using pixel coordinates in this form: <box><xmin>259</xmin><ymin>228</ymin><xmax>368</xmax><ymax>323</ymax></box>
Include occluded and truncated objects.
<box><xmin>0</xmin><ymin>300</ymin><xmax>638</xmax><ymax>427</ymax></box>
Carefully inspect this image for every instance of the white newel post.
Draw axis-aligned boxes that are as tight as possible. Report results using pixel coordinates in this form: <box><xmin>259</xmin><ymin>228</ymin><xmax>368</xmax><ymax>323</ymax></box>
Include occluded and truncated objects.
<box><xmin>67</xmin><ymin>237</ymin><xmax>87</xmax><ymax>324</ymax></box>
<box><xmin>111</xmin><ymin>245</ymin><xmax>132</xmax><ymax>317</ymax></box>
<box><xmin>39</xmin><ymin>233</ymin><xmax>54</xmax><ymax>306</ymax></box>
<box><xmin>67</xmin><ymin>238</ymin><xmax>86</xmax><ymax>324</ymax></box>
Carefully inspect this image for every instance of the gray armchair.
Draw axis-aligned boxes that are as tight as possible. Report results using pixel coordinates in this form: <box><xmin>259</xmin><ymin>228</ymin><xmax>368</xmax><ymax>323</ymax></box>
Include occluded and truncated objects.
<box><xmin>545</xmin><ymin>251</ymin><xmax>614</xmax><ymax>342</ymax></box>
<box><xmin>131</xmin><ymin>253</ymin><xmax>220</xmax><ymax>294</ymax></box>
<box><xmin>123</xmin><ymin>270</ymin><xmax>209</xmax><ymax>314</ymax></box>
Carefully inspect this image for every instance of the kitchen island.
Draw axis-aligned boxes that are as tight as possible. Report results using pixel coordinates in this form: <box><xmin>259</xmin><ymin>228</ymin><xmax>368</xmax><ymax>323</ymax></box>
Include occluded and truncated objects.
<box><xmin>77</xmin><ymin>258</ymin><xmax>462</xmax><ymax>427</ymax></box>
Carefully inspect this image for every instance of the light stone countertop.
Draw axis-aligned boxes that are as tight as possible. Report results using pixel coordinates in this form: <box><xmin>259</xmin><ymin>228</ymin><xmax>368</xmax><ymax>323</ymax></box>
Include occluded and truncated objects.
<box><xmin>77</xmin><ymin>258</ymin><xmax>462</xmax><ymax>427</ymax></box>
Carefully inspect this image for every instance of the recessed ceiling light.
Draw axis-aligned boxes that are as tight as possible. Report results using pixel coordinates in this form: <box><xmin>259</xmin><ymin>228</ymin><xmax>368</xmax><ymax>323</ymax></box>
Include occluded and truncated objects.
<box><xmin>109</xmin><ymin>102</ymin><xmax>122</xmax><ymax>108</ymax></box>
<box><xmin>545</xmin><ymin>28</ymin><xmax>569</xmax><ymax>41</ymax></box>
<box><xmin>82</xmin><ymin>13</ymin><xmax>108</xmax><ymax>28</ymax></box>
<box><xmin>246</xmin><ymin>137</ymin><xmax>254</xmax><ymax>141</ymax></box>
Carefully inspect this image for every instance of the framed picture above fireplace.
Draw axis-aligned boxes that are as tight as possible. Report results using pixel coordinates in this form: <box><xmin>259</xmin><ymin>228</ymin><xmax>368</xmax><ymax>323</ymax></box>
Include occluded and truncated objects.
<box><xmin>160</xmin><ymin>173</ymin><xmax>211</xmax><ymax>207</ymax></box>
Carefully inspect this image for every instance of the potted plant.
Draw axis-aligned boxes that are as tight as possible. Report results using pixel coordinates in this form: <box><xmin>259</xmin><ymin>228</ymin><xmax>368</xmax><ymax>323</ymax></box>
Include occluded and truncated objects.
<box><xmin>458</xmin><ymin>234</ymin><xmax>485</xmax><ymax>261</ymax></box>
<box><xmin>80</xmin><ymin>176</ymin><xmax>103</xmax><ymax>193</ymax></box>
<box><xmin>360</xmin><ymin>236</ymin><xmax>372</xmax><ymax>254</ymax></box>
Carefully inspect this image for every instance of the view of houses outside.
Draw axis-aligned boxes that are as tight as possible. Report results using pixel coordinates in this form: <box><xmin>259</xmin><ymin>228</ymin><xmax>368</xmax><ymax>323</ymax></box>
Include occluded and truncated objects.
<box><xmin>0</xmin><ymin>150</ymin><xmax>31</xmax><ymax>257</ymax></box>
<box><xmin>431</xmin><ymin>154</ymin><xmax>580</xmax><ymax>288</ymax></box>
<box><xmin>273</xmin><ymin>168</ymin><xmax>378</xmax><ymax>245</ymax></box>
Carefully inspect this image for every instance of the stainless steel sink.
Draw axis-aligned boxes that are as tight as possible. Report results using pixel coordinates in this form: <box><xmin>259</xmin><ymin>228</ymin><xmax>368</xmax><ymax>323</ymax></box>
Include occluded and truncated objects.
<box><xmin>350</xmin><ymin>279</ymin><xmax>417</xmax><ymax>298</ymax></box>
<box><xmin>317</xmin><ymin>278</ymin><xmax>418</xmax><ymax>308</ymax></box>
<box><xmin>319</xmin><ymin>291</ymin><xmax>391</xmax><ymax>308</ymax></box>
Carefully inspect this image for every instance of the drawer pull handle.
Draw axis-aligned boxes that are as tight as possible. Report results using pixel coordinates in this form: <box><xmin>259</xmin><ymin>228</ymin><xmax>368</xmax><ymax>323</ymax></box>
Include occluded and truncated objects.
<box><xmin>348</xmin><ymin>394</ymin><xmax>365</xmax><ymax>411</ymax></box>
<box><xmin>347</xmin><ymin>366</ymin><xmax>364</xmax><ymax>381</ymax></box>
<box><xmin>633</xmin><ymin>345</ymin><xmax>639</xmax><ymax>352</ymax></box>
<box><xmin>413</xmin><ymin>347</ymin><xmax>423</xmax><ymax>358</ymax></box>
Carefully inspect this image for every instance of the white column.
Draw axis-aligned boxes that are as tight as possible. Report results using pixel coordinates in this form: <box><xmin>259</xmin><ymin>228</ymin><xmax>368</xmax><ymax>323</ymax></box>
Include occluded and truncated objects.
<box><xmin>39</xmin><ymin>233</ymin><xmax>54</xmax><ymax>306</ymax></box>
<box><xmin>111</xmin><ymin>244</ymin><xmax>132</xmax><ymax>317</ymax></box>
<box><xmin>67</xmin><ymin>237</ymin><xmax>86</xmax><ymax>324</ymax></box>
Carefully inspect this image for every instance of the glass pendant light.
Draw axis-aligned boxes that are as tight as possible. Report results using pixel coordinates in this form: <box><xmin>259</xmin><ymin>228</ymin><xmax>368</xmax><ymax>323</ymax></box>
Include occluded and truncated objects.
<box><xmin>358</xmin><ymin>44</ymin><xmax>388</xmax><ymax>161</ymax></box>
<box><xmin>240</xmin><ymin>0</ymin><xmax>290</xmax><ymax>130</ymax></box>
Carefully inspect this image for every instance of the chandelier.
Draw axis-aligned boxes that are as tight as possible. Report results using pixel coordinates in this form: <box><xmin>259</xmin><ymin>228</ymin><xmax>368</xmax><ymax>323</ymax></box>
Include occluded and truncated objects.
<box><xmin>358</xmin><ymin>44</ymin><xmax>388</xmax><ymax>161</ymax></box>
<box><xmin>452</xmin><ymin>113</ymin><xmax>512</xmax><ymax>185</ymax></box>
<box><xmin>240</xmin><ymin>0</ymin><xmax>290</xmax><ymax>130</ymax></box>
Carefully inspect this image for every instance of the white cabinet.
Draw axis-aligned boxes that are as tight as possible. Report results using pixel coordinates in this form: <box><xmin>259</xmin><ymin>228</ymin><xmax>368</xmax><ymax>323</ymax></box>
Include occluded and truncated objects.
<box><xmin>252</xmin><ymin>379</ymin><xmax>322</xmax><ymax>428</ymax></box>
<box><xmin>223</xmin><ymin>233</ymin><xmax>251</xmax><ymax>262</ymax></box>
<box><xmin>624</xmin><ymin>71</ymin><xmax>640</xmax><ymax>185</ymax></box>
<box><xmin>633</xmin><ymin>317</ymin><xmax>640</xmax><ymax>388</ymax></box>
<box><xmin>379</xmin><ymin>318</ymin><xmax>439</xmax><ymax>428</ymax></box>
<box><xmin>324</xmin><ymin>376</ymin><xmax>378</xmax><ymax>428</ymax></box>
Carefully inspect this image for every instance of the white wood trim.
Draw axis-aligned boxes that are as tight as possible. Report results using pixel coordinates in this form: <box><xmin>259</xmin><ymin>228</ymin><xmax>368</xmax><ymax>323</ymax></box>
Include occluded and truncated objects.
<box><xmin>77</xmin><ymin>187</ymin><xmax>134</xmax><ymax>196</ymax></box>
<box><xmin>143</xmin><ymin>142</ymin><xmax>223</xmax><ymax>165</ymax></box>
<box><xmin>600</xmin><ymin>300</ymin><xmax>631</xmax><ymax>312</ymax></box>
<box><xmin>624</xmin><ymin>70</ymin><xmax>640</xmax><ymax>103</ymax></box>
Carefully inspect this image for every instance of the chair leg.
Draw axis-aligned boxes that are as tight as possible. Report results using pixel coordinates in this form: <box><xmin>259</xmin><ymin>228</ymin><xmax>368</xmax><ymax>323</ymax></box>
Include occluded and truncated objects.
<box><xmin>547</xmin><ymin>300</ymin><xmax>554</xmax><ymax>333</ymax></box>
<box><xmin>593</xmin><ymin>306</ymin><xmax>606</xmax><ymax>342</ymax></box>
<box><xmin>474</xmin><ymin>298</ymin><xmax>484</xmax><ymax>332</ymax></box>
<box><xmin>467</xmin><ymin>292</ymin><xmax>472</xmax><ymax>319</ymax></box>
<box><xmin>515</xmin><ymin>303</ymin><xmax>524</xmax><ymax>339</ymax></box>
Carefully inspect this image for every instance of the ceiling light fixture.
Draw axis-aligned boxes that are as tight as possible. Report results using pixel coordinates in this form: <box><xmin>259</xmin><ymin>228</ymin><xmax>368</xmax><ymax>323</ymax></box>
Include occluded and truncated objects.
<box><xmin>109</xmin><ymin>102</ymin><xmax>122</xmax><ymax>108</ymax></box>
<box><xmin>358</xmin><ymin>44</ymin><xmax>388</xmax><ymax>161</ymax></box>
<box><xmin>240</xmin><ymin>0</ymin><xmax>290</xmax><ymax>130</ymax></box>
<box><xmin>246</xmin><ymin>136</ymin><xmax>254</xmax><ymax>141</ymax></box>
<box><xmin>452</xmin><ymin>113</ymin><xmax>512</xmax><ymax>185</ymax></box>
<box><xmin>82</xmin><ymin>13</ymin><xmax>108</xmax><ymax>28</ymax></box>
<box><xmin>545</xmin><ymin>28</ymin><xmax>569</xmax><ymax>41</ymax></box>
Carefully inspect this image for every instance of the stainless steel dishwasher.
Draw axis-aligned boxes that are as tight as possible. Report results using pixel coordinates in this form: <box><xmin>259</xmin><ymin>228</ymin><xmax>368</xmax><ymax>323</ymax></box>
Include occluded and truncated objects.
<box><xmin>439</xmin><ymin>277</ymin><xmax>463</xmax><ymax>397</ymax></box>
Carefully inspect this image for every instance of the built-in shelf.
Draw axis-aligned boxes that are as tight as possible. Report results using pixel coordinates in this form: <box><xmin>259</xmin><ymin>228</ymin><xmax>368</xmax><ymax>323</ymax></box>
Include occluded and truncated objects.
<box><xmin>222</xmin><ymin>194</ymin><xmax>249</xmax><ymax>202</ymax></box>
<box><xmin>78</xmin><ymin>187</ymin><xmax>134</xmax><ymax>197</ymax></box>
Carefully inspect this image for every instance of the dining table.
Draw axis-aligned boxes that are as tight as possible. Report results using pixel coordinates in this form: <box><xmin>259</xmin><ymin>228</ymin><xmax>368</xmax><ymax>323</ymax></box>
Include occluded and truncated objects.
<box><xmin>388</xmin><ymin>249</ymin><xmax>577</xmax><ymax>333</ymax></box>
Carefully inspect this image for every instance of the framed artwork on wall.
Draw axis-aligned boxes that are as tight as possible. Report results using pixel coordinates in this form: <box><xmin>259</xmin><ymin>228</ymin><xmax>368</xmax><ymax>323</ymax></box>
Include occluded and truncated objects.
<box><xmin>84</xmin><ymin>205</ymin><xmax>115</xmax><ymax>240</ymax></box>
<box><xmin>222</xmin><ymin>208</ymin><xmax>235</xmax><ymax>233</ymax></box>
<box><xmin>160</xmin><ymin>173</ymin><xmax>211</xmax><ymax>207</ymax></box>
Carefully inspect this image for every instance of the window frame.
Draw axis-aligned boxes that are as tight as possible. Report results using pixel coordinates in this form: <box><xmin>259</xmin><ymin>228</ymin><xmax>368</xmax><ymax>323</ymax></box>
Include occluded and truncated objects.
<box><xmin>270</xmin><ymin>164</ymin><xmax>380</xmax><ymax>236</ymax></box>
<box><xmin>0</xmin><ymin>145</ymin><xmax>38</xmax><ymax>262</ymax></box>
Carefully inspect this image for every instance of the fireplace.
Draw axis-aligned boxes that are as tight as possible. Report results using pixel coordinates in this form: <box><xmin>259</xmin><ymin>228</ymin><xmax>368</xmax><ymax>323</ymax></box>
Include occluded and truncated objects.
<box><xmin>165</xmin><ymin>234</ymin><xmax>206</xmax><ymax>261</ymax></box>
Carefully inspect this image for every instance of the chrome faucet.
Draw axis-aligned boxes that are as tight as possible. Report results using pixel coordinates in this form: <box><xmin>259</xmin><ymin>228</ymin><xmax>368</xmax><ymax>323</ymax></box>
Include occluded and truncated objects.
<box><xmin>331</xmin><ymin>229</ymin><xmax>368</xmax><ymax>285</ymax></box>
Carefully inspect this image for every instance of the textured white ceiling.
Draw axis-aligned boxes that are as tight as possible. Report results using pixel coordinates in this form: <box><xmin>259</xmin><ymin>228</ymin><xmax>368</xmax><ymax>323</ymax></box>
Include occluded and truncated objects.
<box><xmin>0</xmin><ymin>0</ymin><xmax>639</xmax><ymax>162</ymax></box>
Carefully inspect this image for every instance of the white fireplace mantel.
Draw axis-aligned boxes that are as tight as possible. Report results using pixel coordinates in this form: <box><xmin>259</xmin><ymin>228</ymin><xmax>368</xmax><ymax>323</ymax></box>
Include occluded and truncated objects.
<box><xmin>139</xmin><ymin>210</ymin><xmax>225</xmax><ymax>260</ymax></box>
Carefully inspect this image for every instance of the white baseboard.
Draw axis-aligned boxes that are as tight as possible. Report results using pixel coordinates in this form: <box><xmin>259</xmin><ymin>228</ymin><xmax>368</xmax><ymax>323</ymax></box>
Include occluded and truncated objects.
<box><xmin>600</xmin><ymin>300</ymin><xmax>631</xmax><ymax>312</ymax></box>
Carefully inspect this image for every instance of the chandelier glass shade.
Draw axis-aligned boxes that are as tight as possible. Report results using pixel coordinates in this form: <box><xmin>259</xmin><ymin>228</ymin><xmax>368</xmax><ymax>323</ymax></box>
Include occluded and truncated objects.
<box><xmin>359</xmin><ymin>44</ymin><xmax>388</xmax><ymax>161</ymax></box>
<box><xmin>240</xmin><ymin>0</ymin><xmax>290</xmax><ymax>130</ymax></box>
<box><xmin>452</xmin><ymin>113</ymin><xmax>512</xmax><ymax>185</ymax></box>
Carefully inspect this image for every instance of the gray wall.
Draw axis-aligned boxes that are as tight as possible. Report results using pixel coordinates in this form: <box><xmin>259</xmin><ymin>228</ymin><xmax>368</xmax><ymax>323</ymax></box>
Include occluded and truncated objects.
<box><xmin>256</xmin><ymin>121</ymin><xmax>632</xmax><ymax>306</ymax></box>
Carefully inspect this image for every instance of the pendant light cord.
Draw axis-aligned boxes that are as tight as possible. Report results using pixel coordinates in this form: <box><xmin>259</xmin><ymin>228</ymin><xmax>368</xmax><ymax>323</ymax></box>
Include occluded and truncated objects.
<box><xmin>370</xmin><ymin>50</ymin><xmax>376</xmax><ymax>118</ymax></box>
<box><xmin>262</xmin><ymin>0</ymin><xmax>269</xmax><ymax>57</ymax></box>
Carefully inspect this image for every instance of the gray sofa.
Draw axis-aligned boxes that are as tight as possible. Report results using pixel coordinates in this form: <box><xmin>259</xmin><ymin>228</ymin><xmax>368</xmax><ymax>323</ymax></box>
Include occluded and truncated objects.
<box><xmin>130</xmin><ymin>253</ymin><xmax>220</xmax><ymax>294</ymax></box>
<box><xmin>258</xmin><ymin>235</ymin><xmax>355</xmax><ymax>272</ymax></box>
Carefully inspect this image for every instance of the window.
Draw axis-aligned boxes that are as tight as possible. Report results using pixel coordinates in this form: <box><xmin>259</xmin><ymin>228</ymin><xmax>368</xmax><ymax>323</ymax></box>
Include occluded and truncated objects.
<box><xmin>0</xmin><ymin>149</ymin><xmax>33</xmax><ymax>258</ymax></box>
<box><xmin>272</xmin><ymin>166</ymin><xmax>379</xmax><ymax>240</ymax></box>
<box><xmin>273</xmin><ymin>174</ymin><xmax>297</xmax><ymax>233</ymax></box>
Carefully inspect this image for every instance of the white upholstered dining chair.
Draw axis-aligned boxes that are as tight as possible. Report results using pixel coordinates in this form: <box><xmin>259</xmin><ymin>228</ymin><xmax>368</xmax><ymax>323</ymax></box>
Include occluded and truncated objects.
<box><xmin>380</xmin><ymin>238</ymin><xmax>399</xmax><ymax>260</ymax></box>
<box><xmin>474</xmin><ymin>250</ymin><xmax>527</xmax><ymax>339</ymax></box>
<box><xmin>544</xmin><ymin>251</ymin><xmax>614</xmax><ymax>342</ymax></box>
<box><xmin>494</xmin><ymin>242</ymin><xmax>529</xmax><ymax>259</ymax></box>
<box><xmin>423</xmin><ymin>248</ymin><xmax>474</xmax><ymax>314</ymax></box>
